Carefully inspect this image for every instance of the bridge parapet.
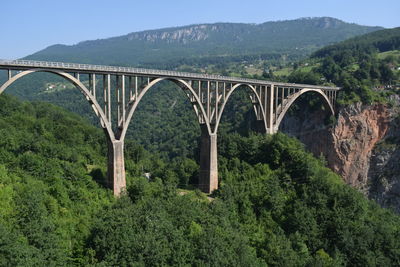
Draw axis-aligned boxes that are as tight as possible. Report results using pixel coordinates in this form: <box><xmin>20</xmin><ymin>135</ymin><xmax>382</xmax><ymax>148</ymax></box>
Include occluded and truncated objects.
<box><xmin>0</xmin><ymin>59</ymin><xmax>341</xmax><ymax>196</ymax></box>
<box><xmin>0</xmin><ymin>59</ymin><xmax>340</xmax><ymax>89</ymax></box>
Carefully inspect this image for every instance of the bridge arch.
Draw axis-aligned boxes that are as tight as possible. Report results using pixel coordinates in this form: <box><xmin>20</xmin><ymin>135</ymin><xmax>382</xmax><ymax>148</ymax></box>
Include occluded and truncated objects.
<box><xmin>214</xmin><ymin>83</ymin><xmax>267</xmax><ymax>134</ymax></box>
<box><xmin>0</xmin><ymin>60</ymin><xmax>341</xmax><ymax>196</ymax></box>
<box><xmin>0</xmin><ymin>69</ymin><xmax>115</xmax><ymax>141</ymax></box>
<box><xmin>274</xmin><ymin>88</ymin><xmax>334</xmax><ymax>132</ymax></box>
<box><xmin>120</xmin><ymin>77</ymin><xmax>210</xmax><ymax>140</ymax></box>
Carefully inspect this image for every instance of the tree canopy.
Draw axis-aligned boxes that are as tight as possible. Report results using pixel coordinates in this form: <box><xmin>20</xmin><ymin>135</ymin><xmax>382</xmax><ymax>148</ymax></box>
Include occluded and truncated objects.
<box><xmin>0</xmin><ymin>95</ymin><xmax>399</xmax><ymax>266</ymax></box>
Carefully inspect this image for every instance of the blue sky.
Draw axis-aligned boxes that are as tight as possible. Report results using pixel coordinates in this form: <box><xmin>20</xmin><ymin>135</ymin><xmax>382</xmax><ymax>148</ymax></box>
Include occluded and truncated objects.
<box><xmin>1</xmin><ymin>0</ymin><xmax>399</xmax><ymax>59</ymax></box>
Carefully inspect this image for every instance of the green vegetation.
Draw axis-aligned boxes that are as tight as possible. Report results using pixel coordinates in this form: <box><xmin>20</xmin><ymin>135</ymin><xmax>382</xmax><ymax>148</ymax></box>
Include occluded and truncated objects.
<box><xmin>217</xmin><ymin>133</ymin><xmax>400</xmax><ymax>266</ymax></box>
<box><xmin>1</xmin><ymin>95</ymin><xmax>399</xmax><ymax>266</ymax></box>
<box><xmin>286</xmin><ymin>27</ymin><xmax>400</xmax><ymax>105</ymax></box>
<box><xmin>0</xmin><ymin>94</ymin><xmax>113</xmax><ymax>265</ymax></box>
<box><xmin>377</xmin><ymin>50</ymin><xmax>400</xmax><ymax>60</ymax></box>
<box><xmin>17</xmin><ymin>18</ymin><xmax>381</xmax><ymax>91</ymax></box>
<box><xmin>1</xmin><ymin>19</ymin><xmax>400</xmax><ymax>266</ymax></box>
<box><xmin>2</xmin><ymin>72</ymin><xmax>260</xmax><ymax>159</ymax></box>
<box><xmin>5</xmin><ymin>25</ymin><xmax>400</xmax><ymax>171</ymax></box>
<box><xmin>2</xmin><ymin>21</ymin><xmax>394</xmax><ymax>162</ymax></box>
<box><xmin>25</xmin><ymin>17</ymin><xmax>380</xmax><ymax>69</ymax></box>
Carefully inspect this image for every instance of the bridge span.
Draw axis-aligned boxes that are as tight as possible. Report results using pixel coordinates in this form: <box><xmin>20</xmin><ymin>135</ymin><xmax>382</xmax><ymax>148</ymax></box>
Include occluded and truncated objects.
<box><xmin>0</xmin><ymin>59</ymin><xmax>340</xmax><ymax>196</ymax></box>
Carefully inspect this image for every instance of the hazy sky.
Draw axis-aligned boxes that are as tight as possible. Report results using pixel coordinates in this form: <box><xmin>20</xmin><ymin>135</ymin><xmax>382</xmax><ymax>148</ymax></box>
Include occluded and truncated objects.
<box><xmin>1</xmin><ymin>0</ymin><xmax>399</xmax><ymax>59</ymax></box>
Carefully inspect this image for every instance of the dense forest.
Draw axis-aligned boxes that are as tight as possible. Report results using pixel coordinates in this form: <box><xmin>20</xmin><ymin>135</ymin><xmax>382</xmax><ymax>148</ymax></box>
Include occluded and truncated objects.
<box><xmin>1</xmin><ymin>19</ymin><xmax>400</xmax><ymax>266</ymax></box>
<box><xmin>25</xmin><ymin>17</ymin><xmax>381</xmax><ymax>68</ymax></box>
<box><xmin>1</xmin><ymin>73</ymin><xmax>259</xmax><ymax>159</ymax></box>
<box><xmin>0</xmin><ymin>94</ymin><xmax>399</xmax><ymax>266</ymax></box>
<box><xmin>287</xmin><ymin>27</ymin><xmax>400</xmax><ymax>104</ymax></box>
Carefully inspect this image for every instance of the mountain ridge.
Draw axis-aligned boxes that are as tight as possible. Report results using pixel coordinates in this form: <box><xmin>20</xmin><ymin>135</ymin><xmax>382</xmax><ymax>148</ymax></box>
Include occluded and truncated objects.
<box><xmin>25</xmin><ymin>17</ymin><xmax>383</xmax><ymax>67</ymax></box>
<box><xmin>48</xmin><ymin>17</ymin><xmax>383</xmax><ymax>47</ymax></box>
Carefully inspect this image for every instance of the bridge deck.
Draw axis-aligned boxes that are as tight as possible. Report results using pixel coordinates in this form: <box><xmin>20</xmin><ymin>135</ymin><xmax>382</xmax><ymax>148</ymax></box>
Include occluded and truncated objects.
<box><xmin>0</xmin><ymin>59</ymin><xmax>340</xmax><ymax>91</ymax></box>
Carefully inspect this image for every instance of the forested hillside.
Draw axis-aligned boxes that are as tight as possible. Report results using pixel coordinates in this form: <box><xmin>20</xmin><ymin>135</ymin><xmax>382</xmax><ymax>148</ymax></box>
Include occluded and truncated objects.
<box><xmin>287</xmin><ymin>27</ymin><xmax>400</xmax><ymax>104</ymax></box>
<box><xmin>0</xmin><ymin>95</ymin><xmax>113</xmax><ymax>265</ymax></box>
<box><xmin>0</xmin><ymin>18</ymin><xmax>389</xmax><ymax>160</ymax></box>
<box><xmin>24</xmin><ymin>17</ymin><xmax>381</xmax><ymax>68</ymax></box>
<box><xmin>312</xmin><ymin>27</ymin><xmax>400</xmax><ymax>58</ymax></box>
<box><xmin>1</xmin><ymin>25</ymin><xmax>398</xmax><ymax>168</ymax></box>
<box><xmin>1</xmin><ymin>74</ymin><xmax>259</xmax><ymax>159</ymax></box>
<box><xmin>0</xmin><ymin>95</ymin><xmax>399</xmax><ymax>266</ymax></box>
<box><xmin>3</xmin><ymin>27</ymin><xmax>399</xmax><ymax>160</ymax></box>
<box><xmin>1</xmin><ymin>13</ymin><xmax>400</xmax><ymax>266</ymax></box>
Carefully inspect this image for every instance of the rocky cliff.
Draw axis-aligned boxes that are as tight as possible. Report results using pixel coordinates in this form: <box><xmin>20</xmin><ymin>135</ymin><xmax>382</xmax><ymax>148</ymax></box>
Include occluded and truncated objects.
<box><xmin>367</xmin><ymin>97</ymin><xmax>400</xmax><ymax>212</ymax></box>
<box><xmin>281</xmin><ymin>96</ymin><xmax>400</xmax><ymax>212</ymax></box>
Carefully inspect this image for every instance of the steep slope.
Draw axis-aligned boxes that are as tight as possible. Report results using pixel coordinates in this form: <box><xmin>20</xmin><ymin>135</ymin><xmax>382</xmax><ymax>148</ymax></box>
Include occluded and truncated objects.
<box><xmin>312</xmin><ymin>27</ymin><xmax>400</xmax><ymax>103</ymax></box>
<box><xmin>1</xmin><ymin>96</ymin><xmax>399</xmax><ymax>265</ymax></box>
<box><xmin>312</xmin><ymin>27</ymin><xmax>400</xmax><ymax>58</ymax></box>
<box><xmin>276</xmin><ymin>27</ymin><xmax>400</xmax><ymax>213</ymax></box>
<box><xmin>280</xmin><ymin>99</ymin><xmax>400</xmax><ymax>213</ymax></box>
<box><xmin>24</xmin><ymin>17</ymin><xmax>382</xmax><ymax>67</ymax></box>
<box><xmin>0</xmin><ymin>94</ymin><xmax>114</xmax><ymax>264</ymax></box>
<box><xmin>2</xmin><ymin>18</ymin><xmax>384</xmax><ymax>159</ymax></box>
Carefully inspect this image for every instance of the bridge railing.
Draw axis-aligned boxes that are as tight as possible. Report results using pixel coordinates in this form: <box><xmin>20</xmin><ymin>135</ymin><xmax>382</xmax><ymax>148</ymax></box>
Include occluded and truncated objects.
<box><xmin>0</xmin><ymin>59</ymin><xmax>340</xmax><ymax>90</ymax></box>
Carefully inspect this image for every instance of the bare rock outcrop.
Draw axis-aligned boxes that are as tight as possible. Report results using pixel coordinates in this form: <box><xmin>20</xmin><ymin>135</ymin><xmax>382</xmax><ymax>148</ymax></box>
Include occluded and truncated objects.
<box><xmin>327</xmin><ymin>103</ymin><xmax>390</xmax><ymax>190</ymax></box>
<box><xmin>281</xmin><ymin>100</ymin><xmax>400</xmax><ymax>211</ymax></box>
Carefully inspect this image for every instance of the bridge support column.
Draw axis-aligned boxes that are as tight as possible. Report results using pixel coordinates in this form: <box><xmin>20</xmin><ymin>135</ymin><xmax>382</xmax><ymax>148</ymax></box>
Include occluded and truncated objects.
<box><xmin>199</xmin><ymin>125</ymin><xmax>218</xmax><ymax>194</ymax></box>
<box><xmin>268</xmin><ymin>84</ymin><xmax>276</xmax><ymax>134</ymax></box>
<box><xmin>107</xmin><ymin>138</ymin><xmax>126</xmax><ymax>196</ymax></box>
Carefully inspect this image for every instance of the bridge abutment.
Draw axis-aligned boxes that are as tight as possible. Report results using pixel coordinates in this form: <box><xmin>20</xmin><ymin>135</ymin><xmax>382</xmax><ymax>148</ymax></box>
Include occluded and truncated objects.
<box><xmin>107</xmin><ymin>138</ymin><xmax>126</xmax><ymax>196</ymax></box>
<box><xmin>199</xmin><ymin>126</ymin><xmax>218</xmax><ymax>194</ymax></box>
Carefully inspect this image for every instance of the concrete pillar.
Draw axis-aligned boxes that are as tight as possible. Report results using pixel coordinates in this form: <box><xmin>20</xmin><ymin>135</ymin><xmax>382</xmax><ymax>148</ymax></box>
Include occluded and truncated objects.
<box><xmin>269</xmin><ymin>85</ymin><xmax>276</xmax><ymax>134</ymax></box>
<box><xmin>199</xmin><ymin>125</ymin><xmax>218</xmax><ymax>194</ymax></box>
<box><xmin>107</xmin><ymin>138</ymin><xmax>126</xmax><ymax>196</ymax></box>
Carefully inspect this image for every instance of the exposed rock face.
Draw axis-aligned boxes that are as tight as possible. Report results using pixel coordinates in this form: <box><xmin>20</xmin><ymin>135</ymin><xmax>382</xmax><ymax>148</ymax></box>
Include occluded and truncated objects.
<box><xmin>367</xmin><ymin>96</ymin><xmax>400</xmax><ymax>212</ymax></box>
<box><xmin>127</xmin><ymin>25</ymin><xmax>217</xmax><ymax>44</ymax></box>
<box><xmin>326</xmin><ymin>103</ymin><xmax>390</xmax><ymax>189</ymax></box>
<box><xmin>368</xmin><ymin>144</ymin><xmax>400</xmax><ymax>212</ymax></box>
<box><xmin>314</xmin><ymin>16</ymin><xmax>344</xmax><ymax>29</ymax></box>
<box><xmin>281</xmin><ymin>99</ymin><xmax>400</xmax><ymax>212</ymax></box>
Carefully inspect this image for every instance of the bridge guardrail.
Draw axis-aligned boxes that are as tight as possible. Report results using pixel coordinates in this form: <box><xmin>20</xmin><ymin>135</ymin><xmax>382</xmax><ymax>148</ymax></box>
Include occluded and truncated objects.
<box><xmin>0</xmin><ymin>59</ymin><xmax>340</xmax><ymax>90</ymax></box>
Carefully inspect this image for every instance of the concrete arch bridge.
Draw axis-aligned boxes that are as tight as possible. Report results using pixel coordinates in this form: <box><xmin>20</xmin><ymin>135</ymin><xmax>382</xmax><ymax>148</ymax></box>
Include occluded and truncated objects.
<box><xmin>0</xmin><ymin>60</ymin><xmax>340</xmax><ymax>195</ymax></box>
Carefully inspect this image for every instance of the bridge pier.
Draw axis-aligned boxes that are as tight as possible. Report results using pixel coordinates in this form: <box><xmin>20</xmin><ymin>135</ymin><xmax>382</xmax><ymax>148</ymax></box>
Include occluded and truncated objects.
<box><xmin>199</xmin><ymin>125</ymin><xmax>218</xmax><ymax>194</ymax></box>
<box><xmin>0</xmin><ymin>60</ymin><xmax>340</xmax><ymax>197</ymax></box>
<box><xmin>268</xmin><ymin>125</ymin><xmax>278</xmax><ymax>135</ymax></box>
<box><xmin>106</xmin><ymin>138</ymin><xmax>126</xmax><ymax>196</ymax></box>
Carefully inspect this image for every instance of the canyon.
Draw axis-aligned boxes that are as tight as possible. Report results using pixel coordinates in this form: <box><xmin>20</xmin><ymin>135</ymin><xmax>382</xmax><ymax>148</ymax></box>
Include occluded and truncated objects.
<box><xmin>281</xmin><ymin>95</ymin><xmax>400</xmax><ymax>212</ymax></box>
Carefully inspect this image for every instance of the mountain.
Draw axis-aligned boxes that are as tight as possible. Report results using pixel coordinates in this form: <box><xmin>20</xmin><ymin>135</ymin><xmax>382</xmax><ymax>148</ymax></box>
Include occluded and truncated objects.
<box><xmin>5</xmin><ymin>23</ymin><xmax>395</xmax><ymax>161</ymax></box>
<box><xmin>312</xmin><ymin>27</ymin><xmax>400</xmax><ymax>59</ymax></box>
<box><xmin>24</xmin><ymin>17</ymin><xmax>382</xmax><ymax>68</ymax></box>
